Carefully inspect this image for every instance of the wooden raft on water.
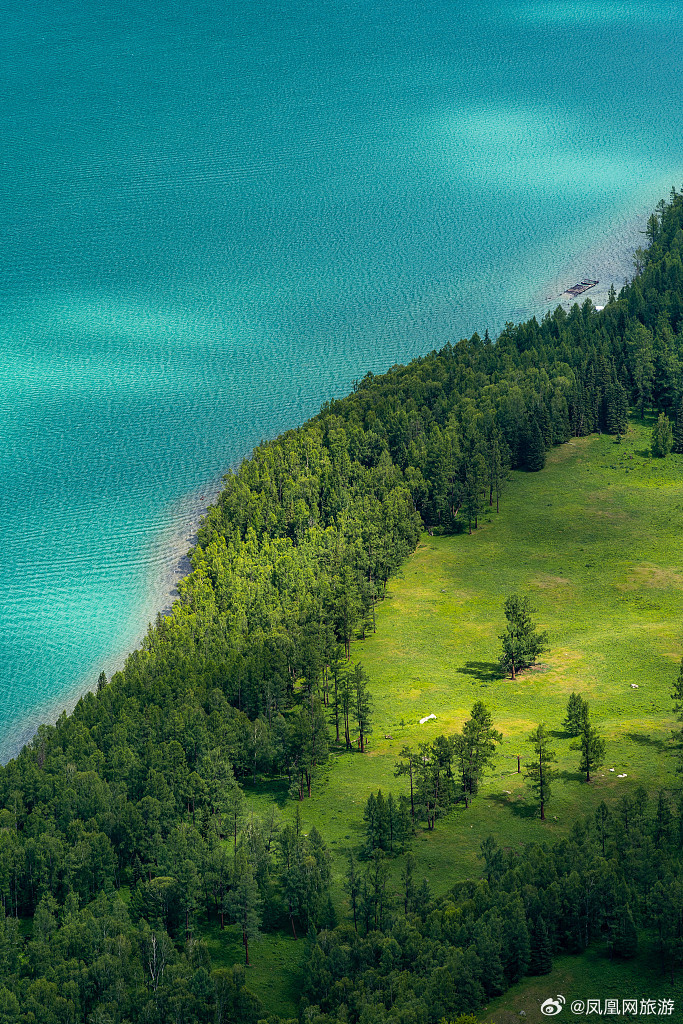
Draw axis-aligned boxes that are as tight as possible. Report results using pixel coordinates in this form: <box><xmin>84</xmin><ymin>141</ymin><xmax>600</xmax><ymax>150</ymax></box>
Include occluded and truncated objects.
<box><xmin>564</xmin><ymin>278</ymin><xmax>599</xmax><ymax>297</ymax></box>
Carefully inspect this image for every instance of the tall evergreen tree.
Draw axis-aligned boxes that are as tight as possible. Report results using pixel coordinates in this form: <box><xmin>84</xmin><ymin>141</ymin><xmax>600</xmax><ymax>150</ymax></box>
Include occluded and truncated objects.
<box><xmin>651</xmin><ymin>411</ymin><xmax>673</xmax><ymax>457</ymax></box>
<box><xmin>499</xmin><ymin>594</ymin><xmax>548</xmax><ymax>679</ymax></box>
<box><xmin>228</xmin><ymin>854</ymin><xmax>262</xmax><ymax>967</ymax></box>
<box><xmin>563</xmin><ymin>692</ymin><xmax>589</xmax><ymax>736</ymax></box>
<box><xmin>609</xmin><ymin>902</ymin><xmax>638</xmax><ymax>960</ymax></box>
<box><xmin>572</xmin><ymin>714</ymin><xmax>606</xmax><ymax>782</ymax></box>
<box><xmin>672</xmin><ymin>398</ymin><xmax>683</xmax><ymax>454</ymax></box>
<box><xmin>522</xmin><ymin>418</ymin><xmax>546</xmax><ymax>471</ymax></box>
<box><xmin>670</xmin><ymin>657</ymin><xmax>683</xmax><ymax>775</ymax></box>
<box><xmin>351</xmin><ymin>663</ymin><xmax>373</xmax><ymax>752</ymax></box>
<box><xmin>363</xmin><ymin>792</ymin><xmax>380</xmax><ymax>854</ymax></box>
<box><xmin>528</xmin><ymin>917</ymin><xmax>553</xmax><ymax>975</ymax></box>
<box><xmin>605</xmin><ymin>380</ymin><xmax>629</xmax><ymax>438</ymax></box>
<box><xmin>394</xmin><ymin>746</ymin><xmax>419</xmax><ymax>824</ymax></box>
<box><xmin>595</xmin><ymin>801</ymin><xmax>611</xmax><ymax>855</ymax></box>
<box><xmin>525</xmin><ymin>724</ymin><xmax>556</xmax><ymax>820</ymax></box>
<box><xmin>401</xmin><ymin>853</ymin><xmax>417</xmax><ymax>916</ymax></box>
<box><xmin>485</xmin><ymin>426</ymin><xmax>509</xmax><ymax>512</ymax></box>
<box><xmin>502</xmin><ymin>899</ymin><xmax>531</xmax><ymax>983</ymax></box>
<box><xmin>454</xmin><ymin>703</ymin><xmax>502</xmax><ymax>806</ymax></box>
<box><xmin>473</xmin><ymin>918</ymin><xmax>506</xmax><ymax>994</ymax></box>
<box><xmin>344</xmin><ymin>853</ymin><xmax>360</xmax><ymax>932</ymax></box>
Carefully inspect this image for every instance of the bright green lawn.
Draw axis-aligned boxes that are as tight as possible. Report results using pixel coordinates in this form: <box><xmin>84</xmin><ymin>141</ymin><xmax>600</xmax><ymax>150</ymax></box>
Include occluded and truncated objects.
<box><xmin>218</xmin><ymin>420</ymin><xmax>683</xmax><ymax>1016</ymax></box>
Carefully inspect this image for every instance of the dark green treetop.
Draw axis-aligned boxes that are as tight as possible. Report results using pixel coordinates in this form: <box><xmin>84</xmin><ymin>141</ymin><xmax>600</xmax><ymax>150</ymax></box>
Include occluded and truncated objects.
<box><xmin>499</xmin><ymin>594</ymin><xmax>548</xmax><ymax>679</ymax></box>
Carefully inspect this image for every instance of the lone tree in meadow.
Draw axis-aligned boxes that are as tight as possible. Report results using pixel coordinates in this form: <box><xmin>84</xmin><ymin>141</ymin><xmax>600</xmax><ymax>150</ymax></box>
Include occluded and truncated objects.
<box><xmin>572</xmin><ymin>711</ymin><xmax>606</xmax><ymax>782</ymax></box>
<box><xmin>525</xmin><ymin>724</ymin><xmax>556</xmax><ymax>821</ymax></box>
<box><xmin>499</xmin><ymin>594</ymin><xmax>548</xmax><ymax>679</ymax></box>
<box><xmin>454</xmin><ymin>701</ymin><xmax>503</xmax><ymax>807</ymax></box>
<box><xmin>563</xmin><ymin>692</ymin><xmax>589</xmax><ymax>736</ymax></box>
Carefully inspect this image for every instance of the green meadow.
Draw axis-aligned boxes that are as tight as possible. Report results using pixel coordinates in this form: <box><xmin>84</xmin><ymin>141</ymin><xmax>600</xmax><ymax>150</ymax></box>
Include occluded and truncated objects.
<box><xmin>485</xmin><ymin>934</ymin><xmax>675</xmax><ymax>1024</ymax></box>
<box><xmin>237</xmin><ymin>419</ymin><xmax>683</xmax><ymax>1016</ymax></box>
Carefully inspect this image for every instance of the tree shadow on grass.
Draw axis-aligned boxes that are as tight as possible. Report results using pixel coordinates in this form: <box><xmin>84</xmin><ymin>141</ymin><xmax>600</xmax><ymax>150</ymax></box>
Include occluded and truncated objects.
<box><xmin>243</xmin><ymin>777</ymin><xmax>290</xmax><ymax>808</ymax></box>
<box><xmin>625</xmin><ymin>731</ymin><xmax>668</xmax><ymax>752</ymax></box>
<box><xmin>486</xmin><ymin>793</ymin><xmax>538</xmax><ymax>819</ymax></box>
<box><xmin>556</xmin><ymin>769</ymin><xmax>586</xmax><ymax>784</ymax></box>
<box><xmin>456</xmin><ymin>661</ymin><xmax>505</xmax><ymax>683</ymax></box>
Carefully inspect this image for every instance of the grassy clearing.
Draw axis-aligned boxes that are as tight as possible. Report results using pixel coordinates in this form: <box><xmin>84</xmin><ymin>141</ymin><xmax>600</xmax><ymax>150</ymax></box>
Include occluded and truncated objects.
<box><xmin>227</xmin><ymin>420</ymin><xmax>683</xmax><ymax>1013</ymax></box>
<box><xmin>203</xmin><ymin>922</ymin><xmax>304</xmax><ymax>1017</ymax></box>
<box><xmin>486</xmin><ymin>933</ymin><xmax>681</xmax><ymax>1023</ymax></box>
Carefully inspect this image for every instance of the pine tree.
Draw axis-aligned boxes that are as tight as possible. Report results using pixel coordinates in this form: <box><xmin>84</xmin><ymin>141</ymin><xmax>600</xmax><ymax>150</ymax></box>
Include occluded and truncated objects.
<box><xmin>479</xmin><ymin>836</ymin><xmax>504</xmax><ymax>884</ymax></box>
<box><xmin>223</xmin><ymin>777</ymin><xmax>245</xmax><ymax>857</ymax></box>
<box><xmin>401</xmin><ymin>853</ymin><xmax>417</xmax><ymax>915</ymax></box>
<box><xmin>375</xmin><ymin>790</ymin><xmax>389</xmax><ymax>851</ymax></box>
<box><xmin>572</xmin><ymin>714</ymin><xmax>606</xmax><ymax>782</ymax></box>
<box><xmin>486</xmin><ymin>426</ymin><xmax>509</xmax><ymax>512</ymax></box>
<box><xmin>385</xmin><ymin>792</ymin><xmax>406</xmax><ymax>853</ymax></box>
<box><xmin>414</xmin><ymin>741</ymin><xmax>440</xmax><ymax>829</ymax></box>
<box><xmin>595</xmin><ymin>801</ymin><xmax>611</xmax><ymax>854</ymax></box>
<box><xmin>522</xmin><ymin>418</ymin><xmax>546</xmax><ymax>472</ymax></box>
<box><xmin>362</xmin><ymin>793</ymin><xmax>379</xmax><ymax>853</ymax></box>
<box><xmin>352</xmin><ymin>663</ymin><xmax>373</xmax><ymax>752</ymax></box>
<box><xmin>473</xmin><ymin>918</ymin><xmax>506</xmax><ymax>994</ymax></box>
<box><xmin>461</xmin><ymin>427</ymin><xmax>488</xmax><ymax>533</ymax></box>
<box><xmin>609</xmin><ymin>903</ymin><xmax>638</xmax><ymax>960</ymax></box>
<box><xmin>605</xmin><ymin>381</ymin><xmax>629</xmax><ymax>438</ymax></box>
<box><xmin>499</xmin><ymin>594</ymin><xmax>548</xmax><ymax>679</ymax></box>
<box><xmin>454</xmin><ymin>702</ymin><xmax>502</xmax><ymax>805</ymax></box>
<box><xmin>227</xmin><ymin>855</ymin><xmax>262</xmax><ymax>966</ymax></box>
<box><xmin>394</xmin><ymin>746</ymin><xmax>418</xmax><ymax>824</ymax></box>
<box><xmin>344</xmin><ymin>854</ymin><xmax>360</xmax><ymax>932</ymax></box>
<box><xmin>525</xmin><ymin>724</ymin><xmax>556</xmax><ymax>820</ymax></box>
<box><xmin>651</xmin><ymin>411</ymin><xmax>673</xmax><ymax>457</ymax></box>
<box><xmin>502</xmin><ymin>899</ymin><xmax>531</xmax><ymax>983</ymax></box>
<box><xmin>415</xmin><ymin>877</ymin><xmax>432</xmax><ymax>923</ymax></box>
<box><xmin>462</xmin><ymin>476</ymin><xmax>483</xmax><ymax>535</ymax></box>
<box><xmin>319</xmin><ymin>894</ymin><xmax>338</xmax><ymax>930</ymax></box>
<box><xmin>653</xmin><ymin>790</ymin><xmax>674</xmax><ymax>847</ymax></box>
<box><xmin>672</xmin><ymin>398</ymin><xmax>683</xmax><ymax>454</ymax></box>
<box><xmin>529</xmin><ymin>917</ymin><xmax>553</xmax><ymax>975</ymax></box>
<box><xmin>329</xmin><ymin>645</ymin><xmax>346</xmax><ymax>743</ymax></box>
<box><xmin>339</xmin><ymin>669</ymin><xmax>353</xmax><ymax>750</ymax></box>
<box><xmin>563</xmin><ymin>692</ymin><xmax>589</xmax><ymax>736</ymax></box>
<box><xmin>671</xmin><ymin>657</ymin><xmax>683</xmax><ymax>775</ymax></box>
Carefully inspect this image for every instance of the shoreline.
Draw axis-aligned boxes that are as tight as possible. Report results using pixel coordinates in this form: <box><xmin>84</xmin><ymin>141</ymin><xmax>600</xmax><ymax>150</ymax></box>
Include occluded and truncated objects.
<box><xmin>0</xmin><ymin>197</ymin><xmax>666</xmax><ymax>766</ymax></box>
<box><xmin>1</xmin><ymin>475</ymin><xmax>226</xmax><ymax>764</ymax></box>
<box><xmin>532</xmin><ymin>199</ymin><xmax>651</xmax><ymax>316</ymax></box>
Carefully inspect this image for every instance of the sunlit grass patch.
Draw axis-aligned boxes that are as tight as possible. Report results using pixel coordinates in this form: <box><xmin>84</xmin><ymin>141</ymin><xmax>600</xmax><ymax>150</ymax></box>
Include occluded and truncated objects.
<box><xmin>233</xmin><ymin>420</ymin><xmax>683</xmax><ymax>1009</ymax></box>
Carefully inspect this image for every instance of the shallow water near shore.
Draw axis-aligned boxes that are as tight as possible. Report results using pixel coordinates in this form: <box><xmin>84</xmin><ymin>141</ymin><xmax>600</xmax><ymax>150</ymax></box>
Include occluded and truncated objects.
<box><xmin>2</xmin><ymin>0</ymin><xmax>683</xmax><ymax>761</ymax></box>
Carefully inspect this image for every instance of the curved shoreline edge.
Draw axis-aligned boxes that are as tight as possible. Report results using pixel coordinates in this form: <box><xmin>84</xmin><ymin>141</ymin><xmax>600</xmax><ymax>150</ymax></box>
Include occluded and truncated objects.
<box><xmin>2</xmin><ymin>191</ymin><xmax>678</xmax><ymax>766</ymax></box>
<box><xmin>0</xmin><ymin>478</ymin><xmax>225</xmax><ymax>765</ymax></box>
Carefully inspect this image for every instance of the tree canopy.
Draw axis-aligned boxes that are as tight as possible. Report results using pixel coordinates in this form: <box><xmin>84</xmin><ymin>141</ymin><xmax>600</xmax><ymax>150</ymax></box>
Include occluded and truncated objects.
<box><xmin>1</xmin><ymin>190</ymin><xmax>683</xmax><ymax>1020</ymax></box>
<box><xmin>499</xmin><ymin>594</ymin><xmax>548</xmax><ymax>679</ymax></box>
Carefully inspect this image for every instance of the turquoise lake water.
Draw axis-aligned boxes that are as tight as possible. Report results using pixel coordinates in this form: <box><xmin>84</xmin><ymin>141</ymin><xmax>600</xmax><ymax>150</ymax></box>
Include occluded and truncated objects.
<box><xmin>2</xmin><ymin>0</ymin><xmax>683</xmax><ymax>761</ymax></box>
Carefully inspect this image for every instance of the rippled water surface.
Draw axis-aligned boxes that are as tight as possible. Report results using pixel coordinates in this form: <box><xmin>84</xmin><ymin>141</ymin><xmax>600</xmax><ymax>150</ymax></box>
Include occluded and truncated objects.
<box><xmin>2</xmin><ymin>0</ymin><xmax>683</xmax><ymax>760</ymax></box>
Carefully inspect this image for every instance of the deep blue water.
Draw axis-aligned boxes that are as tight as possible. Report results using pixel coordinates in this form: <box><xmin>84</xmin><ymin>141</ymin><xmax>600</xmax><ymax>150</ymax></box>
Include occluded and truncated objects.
<box><xmin>2</xmin><ymin>0</ymin><xmax>683</xmax><ymax>761</ymax></box>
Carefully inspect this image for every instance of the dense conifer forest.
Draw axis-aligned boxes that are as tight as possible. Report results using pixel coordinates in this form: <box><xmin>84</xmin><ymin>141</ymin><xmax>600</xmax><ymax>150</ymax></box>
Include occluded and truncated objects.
<box><xmin>1</xmin><ymin>191</ymin><xmax>683</xmax><ymax>1022</ymax></box>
